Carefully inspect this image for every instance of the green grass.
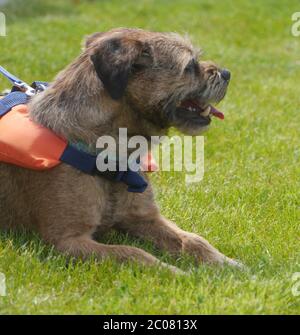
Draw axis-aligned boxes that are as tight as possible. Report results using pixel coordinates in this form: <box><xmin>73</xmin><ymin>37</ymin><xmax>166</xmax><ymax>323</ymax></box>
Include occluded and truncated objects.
<box><xmin>0</xmin><ymin>0</ymin><xmax>299</xmax><ymax>314</ymax></box>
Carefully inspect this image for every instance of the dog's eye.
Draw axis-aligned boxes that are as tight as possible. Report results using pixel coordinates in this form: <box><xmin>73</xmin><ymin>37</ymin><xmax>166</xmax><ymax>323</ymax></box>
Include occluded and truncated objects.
<box><xmin>132</xmin><ymin>50</ymin><xmax>152</xmax><ymax>72</ymax></box>
<box><xmin>184</xmin><ymin>59</ymin><xmax>199</xmax><ymax>74</ymax></box>
<box><xmin>141</xmin><ymin>51</ymin><xmax>151</xmax><ymax>58</ymax></box>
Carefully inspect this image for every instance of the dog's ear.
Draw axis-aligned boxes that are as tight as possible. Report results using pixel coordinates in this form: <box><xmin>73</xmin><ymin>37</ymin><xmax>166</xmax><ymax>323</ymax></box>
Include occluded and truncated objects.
<box><xmin>90</xmin><ymin>37</ymin><xmax>144</xmax><ymax>100</ymax></box>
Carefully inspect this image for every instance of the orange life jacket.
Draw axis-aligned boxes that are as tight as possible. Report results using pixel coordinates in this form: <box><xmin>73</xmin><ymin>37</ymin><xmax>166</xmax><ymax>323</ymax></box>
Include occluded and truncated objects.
<box><xmin>0</xmin><ymin>103</ymin><xmax>67</xmax><ymax>170</ymax></box>
<box><xmin>0</xmin><ymin>91</ymin><xmax>156</xmax><ymax>192</ymax></box>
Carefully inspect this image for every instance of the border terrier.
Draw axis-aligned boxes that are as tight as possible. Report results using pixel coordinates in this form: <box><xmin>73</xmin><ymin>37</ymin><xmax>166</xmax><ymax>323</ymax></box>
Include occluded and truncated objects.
<box><xmin>0</xmin><ymin>28</ymin><xmax>241</xmax><ymax>272</ymax></box>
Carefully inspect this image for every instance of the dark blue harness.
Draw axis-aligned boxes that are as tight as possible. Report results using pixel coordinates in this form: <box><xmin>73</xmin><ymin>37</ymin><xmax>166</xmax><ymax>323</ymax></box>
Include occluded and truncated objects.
<box><xmin>0</xmin><ymin>66</ymin><xmax>148</xmax><ymax>193</ymax></box>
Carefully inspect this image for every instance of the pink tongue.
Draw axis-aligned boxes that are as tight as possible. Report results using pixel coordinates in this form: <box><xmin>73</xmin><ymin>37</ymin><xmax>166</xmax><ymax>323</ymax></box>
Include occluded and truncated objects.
<box><xmin>210</xmin><ymin>105</ymin><xmax>224</xmax><ymax>120</ymax></box>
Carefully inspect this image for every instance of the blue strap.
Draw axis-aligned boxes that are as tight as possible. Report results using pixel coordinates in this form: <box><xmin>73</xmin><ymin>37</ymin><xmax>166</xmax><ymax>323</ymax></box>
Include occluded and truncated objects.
<box><xmin>60</xmin><ymin>144</ymin><xmax>97</xmax><ymax>174</ymax></box>
<box><xmin>60</xmin><ymin>144</ymin><xmax>148</xmax><ymax>193</ymax></box>
<box><xmin>115</xmin><ymin>170</ymin><xmax>148</xmax><ymax>193</ymax></box>
<box><xmin>0</xmin><ymin>91</ymin><xmax>29</xmax><ymax>117</ymax></box>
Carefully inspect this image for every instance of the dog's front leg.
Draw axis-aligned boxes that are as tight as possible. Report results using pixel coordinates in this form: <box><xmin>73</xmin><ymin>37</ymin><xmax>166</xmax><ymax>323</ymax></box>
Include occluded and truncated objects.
<box><xmin>54</xmin><ymin>236</ymin><xmax>183</xmax><ymax>273</ymax></box>
<box><xmin>115</xmin><ymin>216</ymin><xmax>242</xmax><ymax>268</ymax></box>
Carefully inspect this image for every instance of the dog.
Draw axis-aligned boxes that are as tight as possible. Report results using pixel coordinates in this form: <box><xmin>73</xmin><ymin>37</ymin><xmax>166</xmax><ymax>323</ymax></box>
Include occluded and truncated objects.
<box><xmin>0</xmin><ymin>28</ymin><xmax>241</xmax><ymax>272</ymax></box>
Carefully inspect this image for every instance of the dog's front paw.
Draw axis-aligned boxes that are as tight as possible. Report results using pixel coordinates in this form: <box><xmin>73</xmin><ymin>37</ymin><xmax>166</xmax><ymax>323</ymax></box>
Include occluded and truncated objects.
<box><xmin>181</xmin><ymin>233</ymin><xmax>244</xmax><ymax>269</ymax></box>
<box><xmin>223</xmin><ymin>257</ymin><xmax>246</xmax><ymax>270</ymax></box>
<box><xmin>158</xmin><ymin>262</ymin><xmax>188</xmax><ymax>275</ymax></box>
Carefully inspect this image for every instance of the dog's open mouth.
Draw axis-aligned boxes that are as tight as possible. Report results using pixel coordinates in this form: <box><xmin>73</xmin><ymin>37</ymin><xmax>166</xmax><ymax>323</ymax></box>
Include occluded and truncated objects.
<box><xmin>179</xmin><ymin>98</ymin><xmax>224</xmax><ymax>120</ymax></box>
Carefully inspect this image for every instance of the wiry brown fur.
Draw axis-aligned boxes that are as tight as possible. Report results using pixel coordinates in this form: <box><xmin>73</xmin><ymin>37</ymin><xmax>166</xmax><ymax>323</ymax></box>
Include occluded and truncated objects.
<box><xmin>0</xmin><ymin>28</ymin><xmax>241</xmax><ymax>273</ymax></box>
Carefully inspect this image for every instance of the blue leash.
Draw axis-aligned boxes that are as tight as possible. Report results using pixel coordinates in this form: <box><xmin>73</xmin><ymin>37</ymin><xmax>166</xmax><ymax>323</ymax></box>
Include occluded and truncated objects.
<box><xmin>0</xmin><ymin>65</ymin><xmax>36</xmax><ymax>96</ymax></box>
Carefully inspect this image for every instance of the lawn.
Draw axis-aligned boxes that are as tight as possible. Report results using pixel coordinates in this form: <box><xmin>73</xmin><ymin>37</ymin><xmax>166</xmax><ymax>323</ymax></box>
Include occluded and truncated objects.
<box><xmin>0</xmin><ymin>0</ymin><xmax>299</xmax><ymax>314</ymax></box>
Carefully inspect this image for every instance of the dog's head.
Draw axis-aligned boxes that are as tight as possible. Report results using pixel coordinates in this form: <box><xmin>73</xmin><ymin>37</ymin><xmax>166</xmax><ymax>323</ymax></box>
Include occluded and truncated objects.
<box><xmin>86</xmin><ymin>28</ymin><xmax>230</xmax><ymax>135</ymax></box>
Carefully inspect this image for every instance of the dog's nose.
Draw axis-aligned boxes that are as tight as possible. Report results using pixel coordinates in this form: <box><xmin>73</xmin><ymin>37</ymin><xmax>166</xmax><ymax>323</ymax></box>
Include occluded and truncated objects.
<box><xmin>221</xmin><ymin>69</ymin><xmax>231</xmax><ymax>81</ymax></box>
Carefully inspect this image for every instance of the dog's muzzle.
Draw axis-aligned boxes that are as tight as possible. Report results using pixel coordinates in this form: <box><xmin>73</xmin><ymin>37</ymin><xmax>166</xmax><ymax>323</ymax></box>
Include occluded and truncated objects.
<box><xmin>168</xmin><ymin>69</ymin><xmax>230</xmax><ymax>132</ymax></box>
